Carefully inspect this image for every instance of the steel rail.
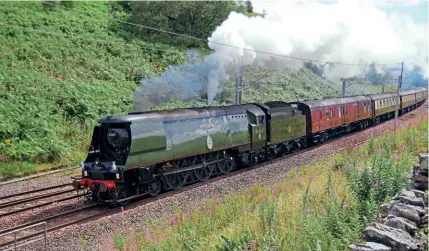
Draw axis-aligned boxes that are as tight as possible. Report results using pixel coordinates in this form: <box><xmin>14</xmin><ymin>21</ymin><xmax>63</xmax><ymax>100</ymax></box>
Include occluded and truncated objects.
<box><xmin>0</xmin><ymin>204</ymin><xmax>97</xmax><ymax>236</ymax></box>
<box><xmin>0</xmin><ymin>184</ymin><xmax>69</xmax><ymax>201</ymax></box>
<box><xmin>0</xmin><ymin>189</ymin><xmax>75</xmax><ymax>209</ymax></box>
<box><xmin>0</xmin><ymin>194</ymin><xmax>82</xmax><ymax>218</ymax></box>
<box><xmin>0</xmin><ymin>207</ymin><xmax>114</xmax><ymax>249</ymax></box>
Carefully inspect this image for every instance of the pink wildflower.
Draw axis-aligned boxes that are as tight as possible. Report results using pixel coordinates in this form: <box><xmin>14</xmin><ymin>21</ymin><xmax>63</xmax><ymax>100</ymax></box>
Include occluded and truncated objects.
<box><xmin>320</xmin><ymin>211</ymin><xmax>327</xmax><ymax>217</ymax></box>
<box><xmin>309</xmin><ymin>175</ymin><xmax>314</xmax><ymax>182</ymax></box>
<box><xmin>390</xmin><ymin>154</ymin><xmax>399</xmax><ymax>160</ymax></box>
<box><xmin>375</xmin><ymin>149</ymin><xmax>382</xmax><ymax>153</ymax></box>
<box><xmin>272</xmin><ymin>187</ymin><xmax>281</xmax><ymax>197</ymax></box>
<box><xmin>372</xmin><ymin>183</ymin><xmax>379</xmax><ymax>189</ymax></box>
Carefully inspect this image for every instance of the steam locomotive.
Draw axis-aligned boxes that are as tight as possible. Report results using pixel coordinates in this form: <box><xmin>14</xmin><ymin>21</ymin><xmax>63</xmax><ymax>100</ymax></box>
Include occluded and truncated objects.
<box><xmin>72</xmin><ymin>88</ymin><xmax>427</xmax><ymax>205</ymax></box>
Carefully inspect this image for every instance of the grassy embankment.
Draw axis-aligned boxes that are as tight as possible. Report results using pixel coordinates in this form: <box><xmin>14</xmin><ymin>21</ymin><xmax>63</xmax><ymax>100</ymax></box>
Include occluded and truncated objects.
<box><xmin>111</xmin><ymin>112</ymin><xmax>427</xmax><ymax>251</ymax></box>
<box><xmin>0</xmin><ymin>2</ymin><xmax>185</xmax><ymax>178</ymax></box>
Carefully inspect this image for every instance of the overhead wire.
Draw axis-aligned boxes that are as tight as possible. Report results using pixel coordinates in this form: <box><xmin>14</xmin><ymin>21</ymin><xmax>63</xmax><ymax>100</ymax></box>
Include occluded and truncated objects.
<box><xmin>41</xmin><ymin>1</ymin><xmax>403</xmax><ymax>67</ymax></box>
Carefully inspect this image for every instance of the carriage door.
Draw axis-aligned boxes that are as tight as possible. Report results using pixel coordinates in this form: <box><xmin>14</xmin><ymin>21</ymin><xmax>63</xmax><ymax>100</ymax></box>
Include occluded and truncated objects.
<box><xmin>338</xmin><ymin>106</ymin><xmax>345</xmax><ymax>125</ymax></box>
<box><xmin>247</xmin><ymin>111</ymin><xmax>265</xmax><ymax>149</ymax></box>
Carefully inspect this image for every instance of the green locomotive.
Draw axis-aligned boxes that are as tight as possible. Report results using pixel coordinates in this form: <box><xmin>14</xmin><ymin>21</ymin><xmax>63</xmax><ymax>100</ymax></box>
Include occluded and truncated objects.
<box><xmin>74</xmin><ymin>102</ymin><xmax>306</xmax><ymax>204</ymax></box>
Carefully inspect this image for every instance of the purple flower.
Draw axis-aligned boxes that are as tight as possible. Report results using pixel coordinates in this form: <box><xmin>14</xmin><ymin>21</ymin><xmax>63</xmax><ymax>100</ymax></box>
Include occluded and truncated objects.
<box><xmin>372</xmin><ymin>183</ymin><xmax>379</xmax><ymax>189</ymax></box>
<box><xmin>375</xmin><ymin>149</ymin><xmax>382</xmax><ymax>153</ymax></box>
<box><xmin>304</xmin><ymin>209</ymin><xmax>309</xmax><ymax>215</ymax></box>
<box><xmin>309</xmin><ymin>175</ymin><xmax>314</xmax><ymax>181</ymax></box>
<box><xmin>365</xmin><ymin>154</ymin><xmax>369</xmax><ymax>158</ymax></box>
<box><xmin>320</xmin><ymin>211</ymin><xmax>327</xmax><ymax>217</ymax></box>
<box><xmin>390</xmin><ymin>154</ymin><xmax>399</xmax><ymax>160</ymax></box>
<box><xmin>354</xmin><ymin>152</ymin><xmax>359</xmax><ymax>157</ymax></box>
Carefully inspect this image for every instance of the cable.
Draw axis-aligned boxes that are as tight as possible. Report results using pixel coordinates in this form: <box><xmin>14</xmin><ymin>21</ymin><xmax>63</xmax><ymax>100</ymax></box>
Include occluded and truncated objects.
<box><xmin>41</xmin><ymin>1</ymin><xmax>402</xmax><ymax>67</ymax></box>
<box><xmin>0</xmin><ymin>22</ymin><xmax>183</xmax><ymax>54</ymax></box>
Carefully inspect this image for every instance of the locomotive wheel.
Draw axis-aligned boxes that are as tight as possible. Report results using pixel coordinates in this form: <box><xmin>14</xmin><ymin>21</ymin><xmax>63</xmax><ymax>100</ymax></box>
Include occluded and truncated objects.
<box><xmin>115</xmin><ymin>186</ymin><xmax>131</xmax><ymax>206</ymax></box>
<box><xmin>164</xmin><ymin>172</ymin><xmax>188</xmax><ymax>189</ymax></box>
<box><xmin>194</xmin><ymin>154</ymin><xmax>215</xmax><ymax>181</ymax></box>
<box><xmin>147</xmin><ymin>178</ymin><xmax>162</xmax><ymax>197</ymax></box>
<box><xmin>218</xmin><ymin>157</ymin><xmax>234</xmax><ymax>174</ymax></box>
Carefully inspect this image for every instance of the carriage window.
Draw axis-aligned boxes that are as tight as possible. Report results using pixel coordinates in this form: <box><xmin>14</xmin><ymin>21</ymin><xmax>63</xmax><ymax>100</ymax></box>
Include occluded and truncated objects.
<box><xmin>325</xmin><ymin>108</ymin><xmax>330</xmax><ymax>120</ymax></box>
<box><xmin>330</xmin><ymin>109</ymin><xmax>333</xmax><ymax>118</ymax></box>
<box><xmin>319</xmin><ymin>110</ymin><xmax>322</xmax><ymax>120</ymax></box>
<box><xmin>364</xmin><ymin>103</ymin><xmax>367</xmax><ymax>113</ymax></box>
<box><xmin>259</xmin><ymin>116</ymin><xmax>265</xmax><ymax>125</ymax></box>
<box><xmin>338</xmin><ymin>107</ymin><xmax>341</xmax><ymax>117</ymax></box>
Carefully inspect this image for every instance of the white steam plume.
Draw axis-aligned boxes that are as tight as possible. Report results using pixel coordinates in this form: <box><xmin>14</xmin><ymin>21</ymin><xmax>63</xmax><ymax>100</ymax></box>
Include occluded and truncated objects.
<box><xmin>206</xmin><ymin>0</ymin><xmax>428</xmax><ymax>103</ymax></box>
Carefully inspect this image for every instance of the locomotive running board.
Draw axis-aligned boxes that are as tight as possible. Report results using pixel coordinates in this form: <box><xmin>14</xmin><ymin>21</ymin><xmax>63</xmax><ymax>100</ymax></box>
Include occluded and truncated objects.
<box><xmin>160</xmin><ymin>159</ymin><xmax>224</xmax><ymax>176</ymax></box>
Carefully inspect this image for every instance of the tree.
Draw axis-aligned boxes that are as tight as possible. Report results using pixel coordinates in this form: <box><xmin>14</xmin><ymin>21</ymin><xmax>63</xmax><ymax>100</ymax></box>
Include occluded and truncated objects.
<box><xmin>244</xmin><ymin>0</ymin><xmax>253</xmax><ymax>13</ymax></box>
<box><xmin>127</xmin><ymin>1</ymin><xmax>245</xmax><ymax>47</ymax></box>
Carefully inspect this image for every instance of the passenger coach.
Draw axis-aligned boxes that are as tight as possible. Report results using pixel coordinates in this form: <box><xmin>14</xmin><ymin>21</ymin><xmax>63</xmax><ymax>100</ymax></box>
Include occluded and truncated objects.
<box><xmin>291</xmin><ymin>96</ymin><xmax>372</xmax><ymax>144</ymax></box>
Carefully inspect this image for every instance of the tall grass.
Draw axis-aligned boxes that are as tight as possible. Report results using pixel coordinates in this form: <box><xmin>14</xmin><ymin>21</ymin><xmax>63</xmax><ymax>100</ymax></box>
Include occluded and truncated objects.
<box><xmin>111</xmin><ymin>112</ymin><xmax>427</xmax><ymax>251</ymax></box>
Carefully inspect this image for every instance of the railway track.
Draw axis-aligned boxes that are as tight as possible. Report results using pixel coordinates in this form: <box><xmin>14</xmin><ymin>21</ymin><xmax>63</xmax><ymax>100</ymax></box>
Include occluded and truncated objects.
<box><xmin>0</xmin><ymin>204</ymin><xmax>101</xmax><ymax>250</ymax></box>
<box><xmin>0</xmin><ymin>184</ymin><xmax>83</xmax><ymax>218</ymax></box>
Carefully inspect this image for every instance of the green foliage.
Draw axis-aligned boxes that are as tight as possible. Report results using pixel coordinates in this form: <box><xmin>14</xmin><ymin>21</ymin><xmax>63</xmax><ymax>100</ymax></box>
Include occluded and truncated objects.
<box><xmin>0</xmin><ymin>1</ymin><xmax>186</xmax><ymax>166</ymax></box>
<box><xmin>113</xmin><ymin>232</ymin><xmax>130</xmax><ymax>251</ymax></box>
<box><xmin>215</xmin><ymin>230</ymin><xmax>258</xmax><ymax>251</ymax></box>
<box><xmin>0</xmin><ymin>162</ymin><xmax>37</xmax><ymax>179</ymax></box>
<box><xmin>126</xmin><ymin>1</ymin><xmax>254</xmax><ymax>48</ymax></box>
<box><xmin>345</xmin><ymin>126</ymin><xmax>424</xmax><ymax>224</ymax></box>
